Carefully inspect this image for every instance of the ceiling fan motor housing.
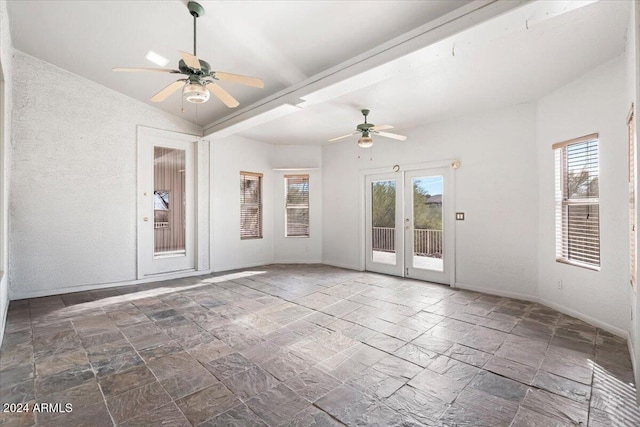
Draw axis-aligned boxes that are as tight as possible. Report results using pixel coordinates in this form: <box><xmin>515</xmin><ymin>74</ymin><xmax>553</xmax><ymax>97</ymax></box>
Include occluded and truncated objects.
<box><xmin>178</xmin><ymin>59</ymin><xmax>211</xmax><ymax>75</ymax></box>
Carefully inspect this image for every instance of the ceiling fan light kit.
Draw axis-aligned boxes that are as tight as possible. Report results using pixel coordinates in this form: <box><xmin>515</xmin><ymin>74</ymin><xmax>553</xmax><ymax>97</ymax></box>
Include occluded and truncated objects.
<box><xmin>113</xmin><ymin>1</ymin><xmax>263</xmax><ymax>108</ymax></box>
<box><xmin>183</xmin><ymin>81</ymin><xmax>210</xmax><ymax>103</ymax></box>
<box><xmin>329</xmin><ymin>109</ymin><xmax>407</xmax><ymax>147</ymax></box>
<box><xmin>358</xmin><ymin>133</ymin><xmax>373</xmax><ymax>148</ymax></box>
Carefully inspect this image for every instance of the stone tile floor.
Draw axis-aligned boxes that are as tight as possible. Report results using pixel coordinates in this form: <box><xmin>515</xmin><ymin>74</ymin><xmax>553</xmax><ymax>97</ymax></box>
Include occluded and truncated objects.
<box><xmin>1</xmin><ymin>264</ymin><xmax>639</xmax><ymax>426</ymax></box>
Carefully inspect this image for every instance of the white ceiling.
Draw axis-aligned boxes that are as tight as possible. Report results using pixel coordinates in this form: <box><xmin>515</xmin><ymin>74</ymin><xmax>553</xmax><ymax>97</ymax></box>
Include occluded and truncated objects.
<box><xmin>236</xmin><ymin>0</ymin><xmax>630</xmax><ymax>146</ymax></box>
<box><xmin>6</xmin><ymin>1</ymin><xmax>630</xmax><ymax>144</ymax></box>
<box><xmin>6</xmin><ymin>0</ymin><xmax>471</xmax><ymax>127</ymax></box>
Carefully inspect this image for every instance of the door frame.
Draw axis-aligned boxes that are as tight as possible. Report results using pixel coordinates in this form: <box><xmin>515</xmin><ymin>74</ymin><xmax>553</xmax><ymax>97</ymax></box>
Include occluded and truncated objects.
<box><xmin>136</xmin><ymin>126</ymin><xmax>205</xmax><ymax>279</ymax></box>
<box><xmin>359</xmin><ymin>160</ymin><xmax>458</xmax><ymax>287</ymax></box>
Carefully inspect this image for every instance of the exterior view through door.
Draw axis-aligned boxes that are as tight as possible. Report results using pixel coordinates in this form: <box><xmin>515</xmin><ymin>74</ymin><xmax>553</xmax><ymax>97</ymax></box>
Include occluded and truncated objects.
<box><xmin>365</xmin><ymin>166</ymin><xmax>453</xmax><ymax>285</ymax></box>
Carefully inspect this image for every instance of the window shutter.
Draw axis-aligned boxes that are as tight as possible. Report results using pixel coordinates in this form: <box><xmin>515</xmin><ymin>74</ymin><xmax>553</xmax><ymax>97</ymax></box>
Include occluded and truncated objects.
<box><xmin>240</xmin><ymin>172</ymin><xmax>262</xmax><ymax>239</ymax></box>
<box><xmin>554</xmin><ymin>136</ymin><xmax>600</xmax><ymax>269</ymax></box>
<box><xmin>285</xmin><ymin>175</ymin><xmax>309</xmax><ymax>237</ymax></box>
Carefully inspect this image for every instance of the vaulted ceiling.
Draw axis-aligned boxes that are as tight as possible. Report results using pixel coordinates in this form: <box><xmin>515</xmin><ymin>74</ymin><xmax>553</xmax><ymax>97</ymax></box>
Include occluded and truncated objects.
<box><xmin>7</xmin><ymin>0</ymin><xmax>470</xmax><ymax>127</ymax></box>
<box><xmin>7</xmin><ymin>1</ymin><xmax>630</xmax><ymax>145</ymax></box>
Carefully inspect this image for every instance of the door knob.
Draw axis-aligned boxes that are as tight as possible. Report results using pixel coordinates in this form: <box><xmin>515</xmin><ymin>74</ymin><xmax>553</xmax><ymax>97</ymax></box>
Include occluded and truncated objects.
<box><xmin>143</xmin><ymin>217</ymin><xmax>149</xmax><ymax>222</ymax></box>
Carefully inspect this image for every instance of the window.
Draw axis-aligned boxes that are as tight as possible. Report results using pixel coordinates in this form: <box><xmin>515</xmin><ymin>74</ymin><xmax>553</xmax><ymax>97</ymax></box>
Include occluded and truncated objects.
<box><xmin>553</xmin><ymin>134</ymin><xmax>600</xmax><ymax>269</ymax></box>
<box><xmin>240</xmin><ymin>172</ymin><xmax>262</xmax><ymax>239</ymax></box>
<box><xmin>629</xmin><ymin>105</ymin><xmax>637</xmax><ymax>290</ymax></box>
<box><xmin>285</xmin><ymin>175</ymin><xmax>310</xmax><ymax>237</ymax></box>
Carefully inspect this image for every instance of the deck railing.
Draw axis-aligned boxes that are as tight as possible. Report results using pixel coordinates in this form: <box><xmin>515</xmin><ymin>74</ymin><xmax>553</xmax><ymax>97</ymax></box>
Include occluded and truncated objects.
<box><xmin>372</xmin><ymin>227</ymin><xmax>442</xmax><ymax>256</ymax></box>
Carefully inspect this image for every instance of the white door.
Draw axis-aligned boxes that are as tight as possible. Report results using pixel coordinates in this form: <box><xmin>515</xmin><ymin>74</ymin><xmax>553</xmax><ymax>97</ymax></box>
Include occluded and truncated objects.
<box><xmin>404</xmin><ymin>168</ymin><xmax>452</xmax><ymax>284</ymax></box>
<box><xmin>365</xmin><ymin>173</ymin><xmax>404</xmax><ymax>276</ymax></box>
<box><xmin>365</xmin><ymin>167</ymin><xmax>453</xmax><ymax>285</ymax></box>
<box><xmin>138</xmin><ymin>128</ymin><xmax>196</xmax><ymax>278</ymax></box>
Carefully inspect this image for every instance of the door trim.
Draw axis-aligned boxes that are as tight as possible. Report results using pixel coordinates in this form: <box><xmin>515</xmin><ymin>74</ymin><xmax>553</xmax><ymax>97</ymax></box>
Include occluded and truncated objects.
<box><xmin>359</xmin><ymin>159</ymin><xmax>458</xmax><ymax>286</ymax></box>
<box><xmin>136</xmin><ymin>126</ymin><xmax>202</xmax><ymax>280</ymax></box>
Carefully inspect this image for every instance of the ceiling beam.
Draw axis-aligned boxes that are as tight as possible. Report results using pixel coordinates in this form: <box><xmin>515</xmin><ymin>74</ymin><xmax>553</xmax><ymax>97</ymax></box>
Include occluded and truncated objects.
<box><xmin>205</xmin><ymin>0</ymin><xmax>595</xmax><ymax>139</ymax></box>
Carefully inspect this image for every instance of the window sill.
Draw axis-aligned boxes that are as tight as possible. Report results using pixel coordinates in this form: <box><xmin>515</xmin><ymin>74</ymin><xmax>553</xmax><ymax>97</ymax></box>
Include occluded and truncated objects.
<box><xmin>556</xmin><ymin>258</ymin><xmax>600</xmax><ymax>272</ymax></box>
<box><xmin>285</xmin><ymin>236</ymin><xmax>310</xmax><ymax>239</ymax></box>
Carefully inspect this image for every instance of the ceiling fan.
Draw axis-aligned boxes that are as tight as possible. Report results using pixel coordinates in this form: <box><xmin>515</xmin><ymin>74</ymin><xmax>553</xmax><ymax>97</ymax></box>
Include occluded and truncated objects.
<box><xmin>112</xmin><ymin>1</ymin><xmax>263</xmax><ymax>108</ymax></box>
<box><xmin>329</xmin><ymin>109</ymin><xmax>407</xmax><ymax>147</ymax></box>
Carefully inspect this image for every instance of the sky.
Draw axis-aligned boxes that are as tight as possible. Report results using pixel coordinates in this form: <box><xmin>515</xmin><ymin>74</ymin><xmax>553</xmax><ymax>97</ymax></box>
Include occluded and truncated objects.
<box><xmin>414</xmin><ymin>175</ymin><xmax>442</xmax><ymax>196</ymax></box>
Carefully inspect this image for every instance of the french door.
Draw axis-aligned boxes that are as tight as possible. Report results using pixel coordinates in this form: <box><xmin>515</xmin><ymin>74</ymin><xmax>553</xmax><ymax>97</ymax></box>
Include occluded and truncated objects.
<box><xmin>365</xmin><ymin>167</ymin><xmax>453</xmax><ymax>285</ymax></box>
<box><xmin>137</xmin><ymin>127</ymin><xmax>196</xmax><ymax>278</ymax></box>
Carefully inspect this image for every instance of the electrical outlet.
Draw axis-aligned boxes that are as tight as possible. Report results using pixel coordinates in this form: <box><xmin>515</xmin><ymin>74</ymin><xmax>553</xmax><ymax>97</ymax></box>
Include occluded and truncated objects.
<box><xmin>557</xmin><ymin>280</ymin><xmax>563</xmax><ymax>290</ymax></box>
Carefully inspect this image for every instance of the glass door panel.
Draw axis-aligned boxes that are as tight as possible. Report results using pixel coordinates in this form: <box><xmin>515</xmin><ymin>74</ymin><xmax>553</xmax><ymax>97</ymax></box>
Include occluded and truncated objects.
<box><xmin>371</xmin><ymin>179</ymin><xmax>397</xmax><ymax>265</ymax></box>
<box><xmin>154</xmin><ymin>147</ymin><xmax>186</xmax><ymax>257</ymax></box>
<box><xmin>411</xmin><ymin>175</ymin><xmax>443</xmax><ymax>272</ymax></box>
<box><xmin>365</xmin><ymin>173</ymin><xmax>403</xmax><ymax>277</ymax></box>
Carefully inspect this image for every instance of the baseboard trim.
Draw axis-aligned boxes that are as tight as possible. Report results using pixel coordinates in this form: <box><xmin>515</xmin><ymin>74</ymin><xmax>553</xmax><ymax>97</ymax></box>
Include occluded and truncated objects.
<box><xmin>454</xmin><ymin>282</ymin><xmax>537</xmax><ymax>302</ymax></box>
<box><xmin>321</xmin><ymin>260</ymin><xmax>363</xmax><ymax>271</ymax></box>
<box><xmin>10</xmin><ymin>269</ymin><xmax>213</xmax><ymax>300</ymax></box>
<box><xmin>211</xmin><ymin>261</ymin><xmax>276</xmax><ymax>273</ymax></box>
<box><xmin>538</xmin><ymin>297</ymin><xmax>627</xmax><ymax>338</ymax></box>
<box><xmin>273</xmin><ymin>259</ymin><xmax>323</xmax><ymax>264</ymax></box>
<box><xmin>454</xmin><ymin>281</ymin><xmax>627</xmax><ymax>339</ymax></box>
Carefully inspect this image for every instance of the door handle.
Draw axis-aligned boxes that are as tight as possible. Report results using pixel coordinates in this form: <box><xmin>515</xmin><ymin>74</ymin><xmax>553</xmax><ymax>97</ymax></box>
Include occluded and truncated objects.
<box><xmin>143</xmin><ymin>217</ymin><xmax>149</xmax><ymax>222</ymax></box>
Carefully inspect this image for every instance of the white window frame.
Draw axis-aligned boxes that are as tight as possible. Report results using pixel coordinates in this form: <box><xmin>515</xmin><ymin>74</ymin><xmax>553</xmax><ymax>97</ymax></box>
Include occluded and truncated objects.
<box><xmin>553</xmin><ymin>133</ymin><xmax>600</xmax><ymax>271</ymax></box>
<box><xmin>285</xmin><ymin>174</ymin><xmax>310</xmax><ymax>238</ymax></box>
<box><xmin>240</xmin><ymin>172</ymin><xmax>263</xmax><ymax>240</ymax></box>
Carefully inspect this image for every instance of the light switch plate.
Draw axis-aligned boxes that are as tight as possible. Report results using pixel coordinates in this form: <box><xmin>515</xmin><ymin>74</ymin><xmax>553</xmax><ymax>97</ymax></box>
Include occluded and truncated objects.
<box><xmin>456</xmin><ymin>212</ymin><xmax>465</xmax><ymax>220</ymax></box>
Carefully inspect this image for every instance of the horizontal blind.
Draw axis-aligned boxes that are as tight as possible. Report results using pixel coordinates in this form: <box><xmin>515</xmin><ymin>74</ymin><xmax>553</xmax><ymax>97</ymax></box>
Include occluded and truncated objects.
<box><xmin>554</xmin><ymin>138</ymin><xmax>600</xmax><ymax>268</ymax></box>
<box><xmin>240</xmin><ymin>172</ymin><xmax>262</xmax><ymax>239</ymax></box>
<box><xmin>285</xmin><ymin>175</ymin><xmax>309</xmax><ymax>237</ymax></box>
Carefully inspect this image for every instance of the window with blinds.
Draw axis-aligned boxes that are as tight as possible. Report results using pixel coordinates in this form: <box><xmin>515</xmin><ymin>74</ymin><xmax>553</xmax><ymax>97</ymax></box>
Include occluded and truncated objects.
<box><xmin>285</xmin><ymin>175</ymin><xmax>310</xmax><ymax>237</ymax></box>
<box><xmin>629</xmin><ymin>105</ymin><xmax>636</xmax><ymax>290</ymax></box>
<box><xmin>240</xmin><ymin>172</ymin><xmax>263</xmax><ymax>239</ymax></box>
<box><xmin>553</xmin><ymin>134</ymin><xmax>600</xmax><ymax>269</ymax></box>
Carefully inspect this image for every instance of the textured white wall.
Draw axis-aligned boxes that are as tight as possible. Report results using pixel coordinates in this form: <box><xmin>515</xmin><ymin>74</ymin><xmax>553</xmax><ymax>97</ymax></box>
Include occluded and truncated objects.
<box><xmin>322</xmin><ymin>102</ymin><xmax>539</xmax><ymax>298</ymax></box>
<box><xmin>9</xmin><ymin>51</ymin><xmax>201</xmax><ymax>298</ymax></box>
<box><xmin>0</xmin><ymin>0</ymin><xmax>13</xmax><ymax>346</ymax></box>
<box><xmin>210</xmin><ymin>135</ymin><xmax>275</xmax><ymax>271</ymax></box>
<box><xmin>537</xmin><ymin>56</ymin><xmax>630</xmax><ymax>334</ymax></box>
<box><xmin>273</xmin><ymin>145</ymin><xmax>322</xmax><ymax>263</ymax></box>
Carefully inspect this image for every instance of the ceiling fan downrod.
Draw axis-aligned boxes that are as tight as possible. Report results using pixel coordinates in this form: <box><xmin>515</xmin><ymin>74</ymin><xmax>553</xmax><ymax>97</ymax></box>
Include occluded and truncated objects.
<box><xmin>362</xmin><ymin>109</ymin><xmax>370</xmax><ymax>123</ymax></box>
<box><xmin>187</xmin><ymin>1</ymin><xmax>205</xmax><ymax>56</ymax></box>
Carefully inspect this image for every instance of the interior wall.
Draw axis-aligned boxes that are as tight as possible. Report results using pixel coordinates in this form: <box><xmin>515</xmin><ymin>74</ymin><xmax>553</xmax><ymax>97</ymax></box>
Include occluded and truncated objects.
<box><xmin>210</xmin><ymin>135</ymin><xmax>274</xmax><ymax>271</ymax></box>
<box><xmin>322</xmin><ymin>102</ymin><xmax>539</xmax><ymax>299</ymax></box>
<box><xmin>0</xmin><ymin>0</ymin><xmax>12</xmax><ymax>346</ymax></box>
<box><xmin>9</xmin><ymin>51</ymin><xmax>202</xmax><ymax>299</ymax></box>
<box><xmin>536</xmin><ymin>55</ymin><xmax>630</xmax><ymax>334</ymax></box>
<box><xmin>273</xmin><ymin>145</ymin><xmax>322</xmax><ymax>263</ymax></box>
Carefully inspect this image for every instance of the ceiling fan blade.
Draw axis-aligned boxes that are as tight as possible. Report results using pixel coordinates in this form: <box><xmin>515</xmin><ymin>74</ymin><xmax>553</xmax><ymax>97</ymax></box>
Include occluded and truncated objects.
<box><xmin>150</xmin><ymin>80</ymin><xmax>185</xmax><ymax>103</ymax></box>
<box><xmin>370</xmin><ymin>124</ymin><xmax>394</xmax><ymax>131</ymax></box>
<box><xmin>328</xmin><ymin>132</ymin><xmax>358</xmax><ymax>142</ymax></box>
<box><xmin>179</xmin><ymin>51</ymin><xmax>201</xmax><ymax>70</ymax></box>
<box><xmin>113</xmin><ymin>67</ymin><xmax>181</xmax><ymax>73</ymax></box>
<box><xmin>213</xmin><ymin>72</ymin><xmax>264</xmax><ymax>88</ymax></box>
<box><xmin>206</xmin><ymin>82</ymin><xmax>240</xmax><ymax>108</ymax></box>
<box><xmin>374</xmin><ymin>130</ymin><xmax>407</xmax><ymax>141</ymax></box>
